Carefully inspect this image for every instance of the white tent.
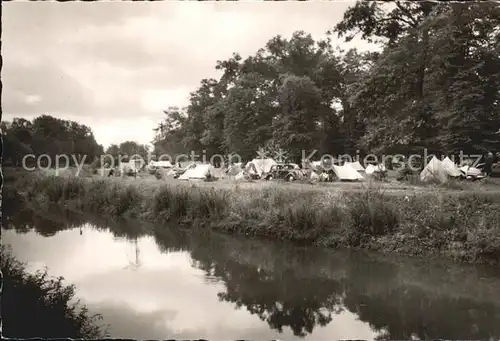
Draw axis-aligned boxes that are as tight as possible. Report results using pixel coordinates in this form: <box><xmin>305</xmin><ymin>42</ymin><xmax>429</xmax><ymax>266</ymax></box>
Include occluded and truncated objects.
<box><xmin>365</xmin><ymin>164</ymin><xmax>386</xmax><ymax>175</ymax></box>
<box><xmin>344</xmin><ymin>161</ymin><xmax>365</xmax><ymax>172</ymax></box>
<box><xmin>420</xmin><ymin>156</ymin><xmax>448</xmax><ymax>183</ymax></box>
<box><xmin>245</xmin><ymin>162</ymin><xmax>260</xmax><ymax>176</ymax></box>
<box><xmin>250</xmin><ymin>158</ymin><xmax>277</xmax><ymax>175</ymax></box>
<box><xmin>120</xmin><ymin>161</ymin><xmax>141</xmax><ymax>175</ymax></box>
<box><xmin>442</xmin><ymin>157</ymin><xmax>462</xmax><ymax>177</ymax></box>
<box><xmin>332</xmin><ymin>165</ymin><xmax>364</xmax><ymax>181</ymax></box>
<box><xmin>153</xmin><ymin>160</ymin><xmax>173</xmax><ymax>168</ymax></box>
<box><xmin>178</xmin><ymin>164</ymin><xmax>215</xmax><ymax>180</ymax></box>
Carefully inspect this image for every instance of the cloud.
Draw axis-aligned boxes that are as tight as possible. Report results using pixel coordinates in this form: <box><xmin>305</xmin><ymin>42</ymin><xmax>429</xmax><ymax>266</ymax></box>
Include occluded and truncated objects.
<box><xmin>2</xmin><ymin>2</ymin><xmax>378</xmax><ymax>147</ymax></box>
<box><xmin>2</xmin><ymin>59</ymin><xmax>96</xmax><ymax>115</ymax></box>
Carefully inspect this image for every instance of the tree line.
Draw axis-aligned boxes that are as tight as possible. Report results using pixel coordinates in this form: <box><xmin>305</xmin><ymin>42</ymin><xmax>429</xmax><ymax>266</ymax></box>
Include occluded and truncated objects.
<box><xmin>152</xmin><ymin>2</ymin><xmax>500</xmax><ymax>164</ymax></box>
<box><xmin>2</xmin><ymin>2</ymin><xmax>499</xmax><ymax>169</ymax></box>
<box><xmin>1</xmin><ymin>115</ymin><xmax>153</xmax><ymax>167</ymax></box>
<box><xmin>1</xmin><ymin>115</ymin><xmax>103</xmax><ymax>167</ymax></box>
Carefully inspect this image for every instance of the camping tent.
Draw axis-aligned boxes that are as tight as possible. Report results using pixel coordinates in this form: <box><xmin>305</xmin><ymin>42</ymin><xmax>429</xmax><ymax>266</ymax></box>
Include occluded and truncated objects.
<box><xmin>178</xmin><ymin>164</ymin><xmax>215</xmax><ymax>180</ymax></box>
<box><xmin>420</xmin><ymin>156</ymin><xmax>448</xmax><ymax>183</ymax></box>
<box><xmin>442</xmin><ymin>157</ymin><xmax>462</xmax><ymax>177</ymax></box>
<box><xmin>245</xmin><ymin>162</ymin><xmax>260</xmax><ymax>177</ymax></box>
<box><xmin>120</xmin><ymin>161</ymin><xmax>141</xmax><ymax>175</ymax></box>
<box><xmin>332</xmin><ymin>165</ymin><xmax>364</xmax><ymax>181</ymax></box>
<box><xmin>153</xmin><ymin>160</ymin><xmax>173</xmax><ymax>168</ymax></box>
<box><xmin>250</xmin><ymin>158</ymin><xmax>277</xmax><ymax>175</ymax></box>
<box><xmin>344</xmin><ymin>161</ymin><xmax>365</xmax><ymax>172</ymax></box>
<box><xmin>365</xmin><ymin>164</ymin><xmax>386</xmax><ymax>175</ymax></box>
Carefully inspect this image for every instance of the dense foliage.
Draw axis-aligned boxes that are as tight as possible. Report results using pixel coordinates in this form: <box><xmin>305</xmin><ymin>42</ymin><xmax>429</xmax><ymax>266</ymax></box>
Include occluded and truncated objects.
<box><xmin>153</xmin><ymin>2</ymin><xmax>500</xmax><ymax>161</ymax></box>
<box><xmin>0</xmin><ymin>115</ymin><xmax>152</xmax><ymax>166</ymax></box>
<box><xmin>1</xmin><ymin>115</ymin><xmax>104</xmax><ymax>166</ymax></box>
<box><xmin>104</xmin><ymin>141</ymin><xmax>151</xmax><ymax>163</ymax></box>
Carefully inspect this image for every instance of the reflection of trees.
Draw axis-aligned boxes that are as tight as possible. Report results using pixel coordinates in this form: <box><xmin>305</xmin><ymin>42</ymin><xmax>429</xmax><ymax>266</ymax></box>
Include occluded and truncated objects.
<box><xmin>7</xmin><ymin>204</ymin><xmax>500</xmax><ymax>339</ymax></box>
<box><xmin>3</xmin><ymin>207</ymin><xmax>35</xmax><ymax>234</ymax></box>
<box><xmin>343</xmin><ymin>278</ymin><xmax>500</xmax><ymax>340</ymax></box>
<box><xmin>151</xmin><ymin>230</ymin><xmax>344</xmax><ymax>337</ymax></box>
<box><xmin>4</xmin><ymin>204</ymin><xmax>148</xmax><ymax>241</ymax></box>
<box><xmin>185</xmin><ymin>234</ymin><xmax>345</xmax><ymax>337</ymax></box>
<box><xmin>216</xmin><ymin>265</ymin><xmax>341</xmax><ymax>336</ymax></box>
<box><xmin>181</xmin><ymin>233</ymin><xmax>500</xmax><ymax>339</ymax></box>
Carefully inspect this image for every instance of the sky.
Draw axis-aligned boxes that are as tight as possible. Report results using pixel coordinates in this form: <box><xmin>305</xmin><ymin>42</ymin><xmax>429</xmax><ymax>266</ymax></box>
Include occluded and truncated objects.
<box><xmin>2</xmin><ymin>1</ymin><xmax>378</xmax><ymax>149</ymax></box>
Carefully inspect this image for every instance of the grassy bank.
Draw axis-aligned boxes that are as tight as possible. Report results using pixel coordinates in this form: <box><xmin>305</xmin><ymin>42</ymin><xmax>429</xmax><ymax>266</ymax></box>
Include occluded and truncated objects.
<box><xmin>7</xmin><ymin>170</ymin><xmax>500</xmax><ymax>265</ymax></box>
<box><xmin>0</xmin><ymin>245</ymin><xmax>108</xmax><ymax>338</ymax></box>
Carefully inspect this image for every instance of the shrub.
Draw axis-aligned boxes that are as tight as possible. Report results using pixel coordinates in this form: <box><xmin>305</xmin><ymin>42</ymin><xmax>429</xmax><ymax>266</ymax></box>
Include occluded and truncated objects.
<box><xmin>344</xmin><ymin>190</ymin><xmax>400</xmax><ymax>245</ymax></box>
<box><xmin>1</xmin><ymin>246</ymin><xmax>107</xmax><ymax>338</ymax></box>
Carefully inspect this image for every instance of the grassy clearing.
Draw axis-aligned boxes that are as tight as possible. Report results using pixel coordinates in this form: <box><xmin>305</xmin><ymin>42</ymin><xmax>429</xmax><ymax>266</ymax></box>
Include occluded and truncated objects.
<box><xmin>7</xmin><ymin>169</ymin><xmax>500</xmax><ymax>265</ymax></box>
<box><xmin>0</xmin><ymin>245</ymin><xmax>108</xmax><ymax>338</ymax></box>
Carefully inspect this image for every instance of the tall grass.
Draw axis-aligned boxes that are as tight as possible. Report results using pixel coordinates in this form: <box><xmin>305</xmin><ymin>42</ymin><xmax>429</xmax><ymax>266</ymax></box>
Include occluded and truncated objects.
<box><xmin>1</xmin><ymin>245</ymin><xmax>108</xmax><ymax>338</ymax></box>
<box><xmin>8</xmin><ymin>171</ymin><xmax>500</xmax><ymax>264</ymax></box>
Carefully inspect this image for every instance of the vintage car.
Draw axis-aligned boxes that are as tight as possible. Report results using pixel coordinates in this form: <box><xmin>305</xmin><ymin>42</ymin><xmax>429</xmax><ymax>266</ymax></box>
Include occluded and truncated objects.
<box><xmin>264</xmin><ymin>163</ymin><xmax>303</xmax><ymax>181</ymax></box>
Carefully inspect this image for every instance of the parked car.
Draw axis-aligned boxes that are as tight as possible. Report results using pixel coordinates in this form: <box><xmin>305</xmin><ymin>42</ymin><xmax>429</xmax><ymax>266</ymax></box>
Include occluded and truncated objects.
<box><xmin>264</xmin><ymin>164</ymin><xmax>303</xmax><ymax>181</ymax></box>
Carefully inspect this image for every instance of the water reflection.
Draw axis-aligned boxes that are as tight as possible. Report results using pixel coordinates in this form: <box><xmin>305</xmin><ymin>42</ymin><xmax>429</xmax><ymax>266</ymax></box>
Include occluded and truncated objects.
<box><xmin>3</xmin><ymin>206</ymin><xmax>500</xmax><ymax>340</ymax></box>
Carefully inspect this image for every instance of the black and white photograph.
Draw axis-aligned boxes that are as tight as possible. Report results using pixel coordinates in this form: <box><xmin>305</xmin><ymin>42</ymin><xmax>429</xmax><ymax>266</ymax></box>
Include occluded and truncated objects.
<box><xmin>1</xmin><ymin>1</ymin><xmax>500</xmax><ymax>340</ymax></box>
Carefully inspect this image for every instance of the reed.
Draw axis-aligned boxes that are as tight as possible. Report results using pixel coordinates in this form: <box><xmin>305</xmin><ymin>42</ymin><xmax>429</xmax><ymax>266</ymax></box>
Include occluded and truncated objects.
<box><xmin>8</xmin><ymin>170</ymin><xmax>500</xmax><ymax>264</ymax></box>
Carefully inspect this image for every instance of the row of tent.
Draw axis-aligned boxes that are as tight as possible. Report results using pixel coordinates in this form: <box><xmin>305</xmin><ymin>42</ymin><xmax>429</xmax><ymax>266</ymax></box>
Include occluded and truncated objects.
<box><xmin>155</xmin><ymin>158</ymin><xmax>387</xmax><ymax>182</ymax></box>
<box><xmin>170</xmin><ymin>157</ymin><xmax>484</xmax><ymax>183</ymax></box>
<box><xmin>420</xmin><ymin>156</ymin><xmax>484</xmax><ymax>182</ymax></box>
<box><xmin>123</xmin><ymin>155</ymin><xmax>487</xmax><ymax>183</ymax></box>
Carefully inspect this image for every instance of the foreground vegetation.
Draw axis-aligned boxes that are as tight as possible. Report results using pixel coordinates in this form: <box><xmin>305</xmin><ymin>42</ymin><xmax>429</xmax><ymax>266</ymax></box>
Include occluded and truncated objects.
<box><xmin>0</xmin><ymin>245</ymin><xmax>107</xmax><ymax>338</ymax></box>
<box><xmin>8</xmin><ymin>169</ymin><xmax>500</xmax><ymax>265</ymax></box>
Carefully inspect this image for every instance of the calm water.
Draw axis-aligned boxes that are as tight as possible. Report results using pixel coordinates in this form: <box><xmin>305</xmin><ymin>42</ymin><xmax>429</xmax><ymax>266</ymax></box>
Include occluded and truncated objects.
<box><xmin>3</xmin><ymin>207</ymin><xmax>500</xmax><ymax>340</ymax></box>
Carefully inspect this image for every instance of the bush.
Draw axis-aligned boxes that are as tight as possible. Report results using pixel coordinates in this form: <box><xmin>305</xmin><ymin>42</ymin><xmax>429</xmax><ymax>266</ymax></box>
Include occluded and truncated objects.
<box><xmin>1</xmin><ymin>246</ymin><xmax>107</xmax><ymax>338</ymax></box>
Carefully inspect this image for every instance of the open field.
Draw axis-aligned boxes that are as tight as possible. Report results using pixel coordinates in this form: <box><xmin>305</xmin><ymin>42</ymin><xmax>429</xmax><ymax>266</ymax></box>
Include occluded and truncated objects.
<box><xmin>30</xmin><ymin>165</ymin><xmax>500</xmax><ymax>196</ymax></box>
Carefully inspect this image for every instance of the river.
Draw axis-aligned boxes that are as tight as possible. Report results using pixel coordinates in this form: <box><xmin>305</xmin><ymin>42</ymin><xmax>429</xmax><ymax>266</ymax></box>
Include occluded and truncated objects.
<box><xmin>3</xmin><ymin>206</ymin><xmax>500</xmax><ymax>340</ymax></box>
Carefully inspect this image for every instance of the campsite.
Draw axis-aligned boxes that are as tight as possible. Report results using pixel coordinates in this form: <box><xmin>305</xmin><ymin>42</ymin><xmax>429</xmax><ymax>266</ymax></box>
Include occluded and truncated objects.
<box><xmin>3</xmin><ymin>1</ymin><xmax>500</xmax><ymax>340</ymax></box>
<box><xmin>100</xmin><ymin>154</ymin><xmax>500</xmax><ymax>196</ymax></box>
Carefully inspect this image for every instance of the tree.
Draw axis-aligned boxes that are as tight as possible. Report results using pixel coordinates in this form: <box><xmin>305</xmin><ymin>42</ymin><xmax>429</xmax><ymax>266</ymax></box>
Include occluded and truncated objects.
<box><xmin>152</xmin><ymin>106</ymin><xmax>188</xmax><ymax>157</ymax></box>
<box><xmin>2</xmin><ymin>115</ymin><xmax>102</xmax><ymax>167</ymax></box>
<box><xmin>273</xmin><ymin>74</ymin><xmax>325</xmax><ymax>161</ymax></box>
<box><xmin>335</xmin><ymin>1</ymin><xmax>500</xmax><ymax>155</ymax></box>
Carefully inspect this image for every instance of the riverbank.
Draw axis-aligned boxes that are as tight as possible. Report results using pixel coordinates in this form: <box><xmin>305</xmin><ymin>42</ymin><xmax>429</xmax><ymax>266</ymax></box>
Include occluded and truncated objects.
<box><xmin>6</xmin><ymin>169</ymin><xmax>500</xmax><ymax>265</ymax></box>
<box><xmin>4</xmin><ymin>204</ymin><xmax>500</xmax><ymax>339</ymax></box>
<box><xmin>0</xmin><ymin>245</ymin><xmax>108</xmax><ymax>338</ymax></box>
